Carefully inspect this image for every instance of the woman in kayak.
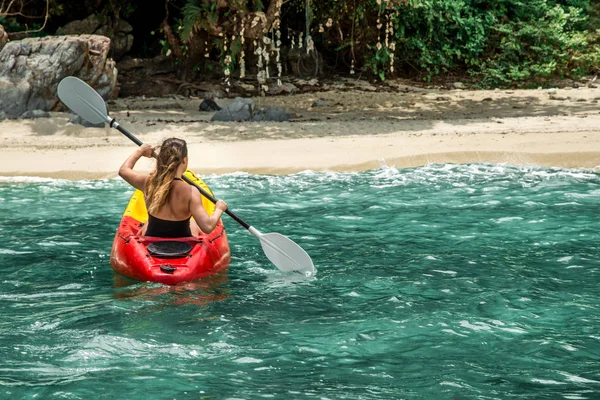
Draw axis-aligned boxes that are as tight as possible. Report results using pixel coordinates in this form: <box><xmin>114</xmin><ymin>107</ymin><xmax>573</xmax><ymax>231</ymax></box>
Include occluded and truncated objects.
<box><xmin>118</xmin><ymin>137</ymin><xmax>228</xmax><ymax>238</ymax></box>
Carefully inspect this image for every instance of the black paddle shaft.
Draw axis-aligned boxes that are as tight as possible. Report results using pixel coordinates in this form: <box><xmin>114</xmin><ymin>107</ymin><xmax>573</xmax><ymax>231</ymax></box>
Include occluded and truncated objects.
<box><xmin>111</xmin><ymin>120</ymin><xmax>143</xmax><ymax>146</ymax></box>
<box><xmin>111</xmin><ymin>120</ymin><xmax>251</xmax><ymax>230</ymax></box>
<box><xmin>181</xmin><ymin>175</ymin><xmax>250</xmax><ymax>230</ymax></box>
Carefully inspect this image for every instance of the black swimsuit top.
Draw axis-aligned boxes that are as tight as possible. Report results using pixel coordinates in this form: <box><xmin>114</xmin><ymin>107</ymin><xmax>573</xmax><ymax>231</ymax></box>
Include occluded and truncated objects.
<box><xmin>144</xmin><ymin>177</ymin><xmax>192</xmax><ymax>238</ymax></box>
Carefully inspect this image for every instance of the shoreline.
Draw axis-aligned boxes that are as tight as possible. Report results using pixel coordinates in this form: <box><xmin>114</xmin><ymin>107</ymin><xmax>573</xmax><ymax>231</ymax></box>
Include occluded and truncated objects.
<box><xmin>2</xmin><ymin>136</ymin><xmax>599</xmax><ymax>179</ymax></box>
<box><xmin>1</xmin><ymin>85</ymin><xmax>599</xmax><ymax>179</ymax></box>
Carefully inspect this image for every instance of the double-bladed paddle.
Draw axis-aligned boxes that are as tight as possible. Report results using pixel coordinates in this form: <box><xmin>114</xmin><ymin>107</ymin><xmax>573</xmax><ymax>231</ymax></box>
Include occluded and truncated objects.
<box><xmin>57</xmin><ymin>76</ymin><xmax>315</xmax><ymax>276</ymax></box>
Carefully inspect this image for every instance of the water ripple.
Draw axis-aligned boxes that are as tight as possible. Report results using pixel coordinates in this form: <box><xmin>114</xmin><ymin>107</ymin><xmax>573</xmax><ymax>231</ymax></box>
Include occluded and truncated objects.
<box><xmin>1</xmin><ymin>164</ymin><xmax>599</xmax><ymax>399</ymax></box>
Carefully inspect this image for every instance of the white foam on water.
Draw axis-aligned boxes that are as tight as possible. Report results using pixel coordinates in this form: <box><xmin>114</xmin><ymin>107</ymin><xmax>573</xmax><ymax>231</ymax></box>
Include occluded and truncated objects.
<box><xmin>30</xmin><ymin>321</ymin><xmax>60</xmax><ymax>331</ymax></box>
<box><xmin>531</xmin><ymin>378</ymin><xmax>566</xmax><ymax>385</ymax></box>
<box><xmin>499</xmin><ymin>327</ymin><xmax>527</xmax><ymax>334</ymax></box>
<box><xmin>524</xmin><ymin>201</ymin><xmax>546</xmax><ymax>206</ymax></box>
<box><xmin>234</xmin><ymin>357</ymin><xmax>263</xmax><ymax>364</ymax></box>
<box><xmin>57</xmin><ymin>283</ymin><xmax>85</xmax><ymax>290</ymax></box>
<box><xmin>484</xmin><ymin>200</ymin><xmax>502</xmax><ymax>205</ymax></box>
<box><xmin>0</xmin><ymin>176</ymin><xmax>121</xmax><ymax>187</ymax></box>
<box><xmin>432</xmin><ymin>269</ymin><xmax>457</xmax><ymax>276</ymax></box>
<box><xmin>296</xmin><ymin>346</ymin><xmax>321</xmax><ymax>353</ymax></box>
<box><xmin>566</xmin><ymin>191</ymin><xmax>600</xmax><ymax>199</ymax></box>
<box><xmin>493</xmin><ymin>216</ymin><xmax>524</xmax><ymax>223</ymax></box>
<box><xmin>0</xmin><ymin>176</ymin><xmax>64</xmax><ymax>183</ymax></box>
<box><xmin>560</xmin><ymin>373</ymin><xmax>600</xmax><ymax>384</ymax></box>
<box><xmin>440</xmin><ymin>381</ymin><xmax>464</xmax><ymax>388</ymax></box>
<box><xmin>442</xmin><ymin>329</ymin><xmax>468</xmax><ymax>337</ymax></box>
<box><xmin>459</xmin><ymin>320</ymin><xmax>493</xmax><ymax>332</ymax></box>
<box><xmin>555</xmin><ymin>202</ymin><xmax>582</xmax><ymax>206</ymax></box>
<box><xmin>38</xmin><ymin>241</ymin><xmax>81</xmax><ymax>247</ymax></box>
<box><xmin>0</xmin><ymin>249</ymin><xmax>33</xmax><ymax>254</ymax></box>
<box><xmin>254</xmin><ymin>366</ymin><xmax>276</xmax><ymax>371</ymax></box>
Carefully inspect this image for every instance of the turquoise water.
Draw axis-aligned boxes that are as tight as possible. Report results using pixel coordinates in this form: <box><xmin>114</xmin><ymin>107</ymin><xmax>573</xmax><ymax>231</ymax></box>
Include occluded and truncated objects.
<box><xmin>1</xmin><ymin>164</ymin><xmax>599</xmax><ymax>399</ymax></box>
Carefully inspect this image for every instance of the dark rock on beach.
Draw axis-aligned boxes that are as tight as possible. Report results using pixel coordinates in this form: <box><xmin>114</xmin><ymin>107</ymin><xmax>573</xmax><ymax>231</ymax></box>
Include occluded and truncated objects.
<box><xmin>211</xmin><ymin>98</ymin><xmax>255</xmax><ymax>122</ymax></box>
<box><xmin>199</xmin><ymin>99</ymin><xmax>222</xmax><ymax>112</ymax></box>
<box><xmin>211</xmin><ymin>97</ymin><xmax>291</xmax><ymax>122</ymax></box>
<box><xmin>253</xmin><ymin>107</ymin><xmax>290</xmax><ymax>122</ymax></box>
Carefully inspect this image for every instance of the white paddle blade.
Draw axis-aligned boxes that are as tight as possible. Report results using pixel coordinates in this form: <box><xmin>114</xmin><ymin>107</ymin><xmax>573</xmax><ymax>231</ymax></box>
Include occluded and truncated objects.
<box><xmin>258</xmin><ymin>232</ymin><xmax>315</xmax><ymax>276</ymax></box>
<box><xmin>57</xmin><ymin>77</ymin><xmax>109</xmax><ymax>125</ymax></box>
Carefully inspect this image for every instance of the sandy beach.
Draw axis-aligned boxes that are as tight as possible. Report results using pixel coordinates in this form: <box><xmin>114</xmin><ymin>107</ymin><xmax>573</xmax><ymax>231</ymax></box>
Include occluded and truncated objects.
<box><xmin>1</xmin><ymin>80</ymin><xmax>599</xmax><ymax>179</ymax></box>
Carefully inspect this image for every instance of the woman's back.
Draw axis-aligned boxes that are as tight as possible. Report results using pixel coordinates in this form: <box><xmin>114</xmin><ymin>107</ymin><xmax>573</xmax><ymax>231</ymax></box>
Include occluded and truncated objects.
<box><xmin>144</xmin><ymin>178</ymin><xmax>193</xmax><ymax>238</ymax></box>
<box><xmin>148</xmin><ymin>178</ymin><xmax>192</xmax><ymax>221</ymax></box>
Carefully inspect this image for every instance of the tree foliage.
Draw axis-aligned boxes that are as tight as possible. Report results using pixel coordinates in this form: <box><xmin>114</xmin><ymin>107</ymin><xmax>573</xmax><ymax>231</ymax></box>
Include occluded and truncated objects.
<box><xmin>1</xmin><ymin>0</ymin><xmax>598</xmax><ymax>87</ymax></box>
<box><xmin>304</xmin><ymin>0</ymin><xmax>599</xmax><ymax>86</ymax></box>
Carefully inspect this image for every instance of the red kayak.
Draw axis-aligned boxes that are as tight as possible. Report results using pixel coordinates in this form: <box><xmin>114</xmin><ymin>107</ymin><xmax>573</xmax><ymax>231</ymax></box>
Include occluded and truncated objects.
<box><xmin>110</xmin><ymin>170</ymin><xmax>231</xmax><ymax>285</ymax></box>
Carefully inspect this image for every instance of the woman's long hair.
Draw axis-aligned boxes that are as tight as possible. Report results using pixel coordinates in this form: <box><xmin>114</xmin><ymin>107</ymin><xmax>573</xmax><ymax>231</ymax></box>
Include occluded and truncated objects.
<box><xmin>145</xmin><ymin>138</ymin><xmax>188</xmax><ymax>215</ymax></box>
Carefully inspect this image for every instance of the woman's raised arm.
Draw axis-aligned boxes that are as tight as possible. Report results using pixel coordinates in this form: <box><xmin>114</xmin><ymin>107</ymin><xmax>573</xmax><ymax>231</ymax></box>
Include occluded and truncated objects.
<box><xmin>118</xmin><ymin>144</ymin><xmax>154</xmax><ymax>191</ymax></box>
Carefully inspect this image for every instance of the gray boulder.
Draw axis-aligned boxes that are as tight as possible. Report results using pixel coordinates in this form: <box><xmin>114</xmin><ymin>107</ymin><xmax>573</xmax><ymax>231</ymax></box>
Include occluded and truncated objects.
<box><xmin>56</xmin><ymin>14</ymin><xmax>133</xmax><ymax>61</ymax></box>
<box><xmin>211</xmin><ymin>98</ymin><xmax>255</xmax><ymax>122</ymax></box>
<box><xmin>0</xmin><ymin>35</ymin><xmax>117</xmax><ymax>118</ymax></box>
<box><xmin>253</xmin><ymin>107</ymin><xmax>290</xmax><ymax>122</ymax></box>
<box><xmin>20</xmin><ymin>110</ymin><xmax>51</xmax><ymax>119</ymax></box>
<box><xmin>56</xmin><ymin>15</ymin><xmax>102</xmax><ymax>36</ymax></box>
<box><xmin>0</xmin><ymin>24</ymin><xmax>8</xmax><ymax>51</ymax></box>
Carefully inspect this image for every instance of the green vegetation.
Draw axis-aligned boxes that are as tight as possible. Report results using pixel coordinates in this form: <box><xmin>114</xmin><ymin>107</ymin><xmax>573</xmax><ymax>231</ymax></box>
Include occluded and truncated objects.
<box><xmin>1</xmin><ymin>0</ymin><xmax>598</xmax><ymax>87</ymax></box>
<box><xmin>306</xmin><ymin>0</ymin><xmax>600</xmax><ymax>86</ymax></box>
<box><xmin>385</xmin><ymin>0</ymin><xmax>600</xmax><ymax>86</ymax></box>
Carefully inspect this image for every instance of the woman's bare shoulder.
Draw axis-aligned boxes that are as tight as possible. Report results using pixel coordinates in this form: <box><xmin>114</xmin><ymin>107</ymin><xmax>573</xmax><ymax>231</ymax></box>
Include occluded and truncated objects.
<box><xmin>172</xmin><ymin>180</ymin><xmax>193</xmax><ymax>198</ymax></box>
